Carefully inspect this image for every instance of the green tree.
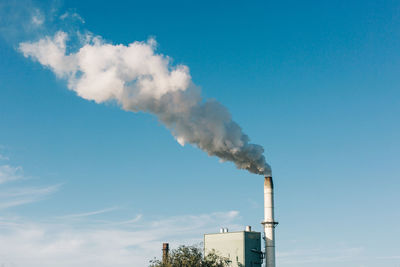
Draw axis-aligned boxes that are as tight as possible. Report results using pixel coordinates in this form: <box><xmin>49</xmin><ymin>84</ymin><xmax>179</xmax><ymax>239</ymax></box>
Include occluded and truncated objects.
<box><xmin>149</xmin><ymin>244</ymin><xmax>231</xmax><ymax>267</ymax></box>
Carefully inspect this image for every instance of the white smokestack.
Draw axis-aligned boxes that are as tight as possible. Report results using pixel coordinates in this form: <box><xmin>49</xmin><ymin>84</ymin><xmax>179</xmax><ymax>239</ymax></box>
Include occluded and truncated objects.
<box><xmin>262</xmin><ymin>176</ymin><xmax>278</xmax><ymax>267</ymax></box>
<box><xmin>19</xmin><ymin>31</ymin><xmax>271</xmax><ymax>175</ymax></box>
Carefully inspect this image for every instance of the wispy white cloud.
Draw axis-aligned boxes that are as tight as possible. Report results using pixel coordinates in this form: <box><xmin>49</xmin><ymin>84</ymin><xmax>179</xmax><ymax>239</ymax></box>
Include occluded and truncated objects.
<box><xmin>0</xmin><ymin>184</ymin><xmax>60</xmax><ymax>198</ymax></box>
<box><xmin>104</xmin><ymin>214</ymin><xmax>143</xmax><ymax>226</ymax></box>
<box><xmin>0</xmin><ymin>165</ymin><xmax>23</xmax><ymax>184</ymax></box>
<box><xmin>277</xmin><ymin>246</ymin><xmax>365</xmax><ymax>265</ymax></box>
<box><xmin>59</xmin><ymin>11</ymin><xmax>85</xmax><ymax>23</ymax></box>
<box><xmin>0</xmin><ymin>154</ymin><xmax>60</xmax><ymax>209</ymax></box>
<box><xmin>0</xmin><ymin>210</ymin><xmax>240</xmax><ymax>267</ymax></box>
<box><xmin>57</xmin><ymin>207</ymin><xmax>120</xmax><ymax>219</ymax></box>
<box><xmin>0</xmin><ymin>184</ymin><xmax>61</xmax><ymax>209</ymax></box>
<box><xmin>31</xmin><ymin>8</ymin><xmax>44</xmax><ymax>26</ymax></box>
<box><xmin>0</xmin><ymin>154</ymin><xmax>9</xmax><ymax>161</ymax></box>
<box><xmin>376</xmin><ymin>255</ymin><xmax>400</xmax><ymax>260</ymax></box>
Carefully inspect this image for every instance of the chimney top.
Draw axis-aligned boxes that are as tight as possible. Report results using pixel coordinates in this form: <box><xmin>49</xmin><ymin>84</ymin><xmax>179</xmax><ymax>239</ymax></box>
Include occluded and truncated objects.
<box><xmin>264</xmin><ymin>176</ymin><xmax>274</xmax><ymax>189</ymax></box>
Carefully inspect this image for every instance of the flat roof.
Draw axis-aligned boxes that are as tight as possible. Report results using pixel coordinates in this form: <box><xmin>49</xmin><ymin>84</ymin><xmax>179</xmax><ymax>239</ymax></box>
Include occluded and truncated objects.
<box><xmin>204</xmin><ymin>231</ymin><xmax>261</xmax><ymax>236</ymax></box>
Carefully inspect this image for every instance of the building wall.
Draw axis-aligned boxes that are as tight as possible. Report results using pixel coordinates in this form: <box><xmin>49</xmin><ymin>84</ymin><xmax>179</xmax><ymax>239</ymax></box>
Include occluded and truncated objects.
<box><xmin>204</xmin><ymin>231</ymin><xmax>262</xmax><ymax>267</ymax></box>
<box><xmin>244</xmin><ymin>232</ymin><xmax>262</xmax><ymax>267</ymax></box>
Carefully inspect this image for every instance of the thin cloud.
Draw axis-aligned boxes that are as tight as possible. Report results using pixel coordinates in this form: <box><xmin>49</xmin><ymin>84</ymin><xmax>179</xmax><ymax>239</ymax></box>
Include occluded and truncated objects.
<box><xmin>0</xmin><ymin>210</ymin><xmax>241</xmax><ymax>267</ymax></box>
<box><xmin>0</xmin><ymin>184</ymin><xmax>61</xmax><ymax>198</ymax></box>
<box><xmin>105</xmin><ymin>214</ymin><xmax>143</xmax><ymax>226</ymax></box>
<box><xmin>57</xmin><ymin>207</ymin><xmax>120</xmax><ymax>219</ymax></box>
<box><xmin>31</xmin><ymin>8</ymin><xmax>44</xmax><ymax>26</ymax></box>
<box><xmin>59</xmin><ymin>11</ymin><xmax>85</xmax><ymax>23</ymax></box>
<box><xmin>0</xmin><ymin>184</ymin><xmax>61</xmax><ymax>209</ymax></box>
<box><xmin>376</xmin><ymin>255</ymin><xmax>400</xmax><ymax>260</ymax></box>
<box><xmin>277</xmin><ymin>247</ymin><xmax>365</xmax><ymax>265</ymax></box>
<box><xmin>0</xmin><ymin>165</ymin><xmax>23</xmax><ymax>184</ymax></box>
<box><xmin>0</xmin><ymin>151</ymin><xmax>61</xmax><ymax>210</ymax></box>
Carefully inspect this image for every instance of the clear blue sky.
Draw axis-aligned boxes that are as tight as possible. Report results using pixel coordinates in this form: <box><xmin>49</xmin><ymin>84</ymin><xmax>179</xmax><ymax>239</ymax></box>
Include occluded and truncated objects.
<box><xmin>0</xmin><ymin>1</ymin><xmax>399</xmax><ymax>266</ymax></box>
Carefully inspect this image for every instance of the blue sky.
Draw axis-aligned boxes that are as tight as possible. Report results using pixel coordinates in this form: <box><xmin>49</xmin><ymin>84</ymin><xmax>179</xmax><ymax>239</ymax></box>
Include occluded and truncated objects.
<box><xmin>0</xmin><ymin>0</ymin><xmax>399</xmax><ymax>266</ymax></box>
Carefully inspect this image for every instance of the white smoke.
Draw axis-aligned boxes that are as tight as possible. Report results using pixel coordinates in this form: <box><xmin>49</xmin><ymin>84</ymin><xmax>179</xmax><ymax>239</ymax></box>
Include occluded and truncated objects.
<box><xmin>19</xmin><ymin>31</ymin><xmax>271</xmax><ymax>175</ymax></box>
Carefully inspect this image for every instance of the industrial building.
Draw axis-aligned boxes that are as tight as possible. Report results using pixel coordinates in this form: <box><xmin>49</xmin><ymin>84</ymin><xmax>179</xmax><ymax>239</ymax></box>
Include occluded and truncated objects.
<box><xmin>160</xmin><ymin>176</ymin><xmax>277</xmax><ymax>267</ymax></box>
<box><xmin>204</xmin><ymin>227</ymin><xmax>262</xmax><ymax>267</ymax></box>
<box><xmin>204</xmin><ymin>176</ymin><xmax>278</xmax><ymax>267</ymax></box>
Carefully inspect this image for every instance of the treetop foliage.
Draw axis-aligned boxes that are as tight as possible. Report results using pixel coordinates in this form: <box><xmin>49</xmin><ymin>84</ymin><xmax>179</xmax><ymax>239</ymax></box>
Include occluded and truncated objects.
<box><xmin>149</xmin><ymin>245</ymin><xmax>231</xmax><ymax>267</ymax></box>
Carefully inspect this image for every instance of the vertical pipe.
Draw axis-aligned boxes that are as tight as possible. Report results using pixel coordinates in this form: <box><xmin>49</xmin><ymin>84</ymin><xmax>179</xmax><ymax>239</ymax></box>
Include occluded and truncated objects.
<box><xmin>162</xmin><ymin>243</ymin><xmax>169</xmax><ymax>264</ymax></box>
<box><xmin>262</xmin><ymin>176</ymin><xmax>278</xmax><ymax>267</ymax></box>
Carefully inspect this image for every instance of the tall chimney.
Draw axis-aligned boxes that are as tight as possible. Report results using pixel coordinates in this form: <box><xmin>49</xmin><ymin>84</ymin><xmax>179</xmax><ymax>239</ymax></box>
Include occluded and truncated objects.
<box><xmin>262</xmin><ymin>176</ymin><xmax>278</xmax><ymax>267</ymax></box>
<box><xmin>162</xmin><ymin>243</ymin><xmax>169</xmax><ymax>264</ymax></box>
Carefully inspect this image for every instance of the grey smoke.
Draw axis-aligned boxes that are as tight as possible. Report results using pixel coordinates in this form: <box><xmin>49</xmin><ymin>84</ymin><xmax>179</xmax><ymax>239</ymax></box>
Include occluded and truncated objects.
<box><xmin>19</xmin><ymin>31</ymin><xmax>271</xmax><ymax>175</ymax></box>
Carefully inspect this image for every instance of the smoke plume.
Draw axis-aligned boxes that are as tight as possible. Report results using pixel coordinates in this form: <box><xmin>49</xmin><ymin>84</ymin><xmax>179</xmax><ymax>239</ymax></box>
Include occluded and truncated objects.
<box><xmin>19</xmin><ymin>31</ymin><xmax>271</xmax><ymax>175</ymax></box>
